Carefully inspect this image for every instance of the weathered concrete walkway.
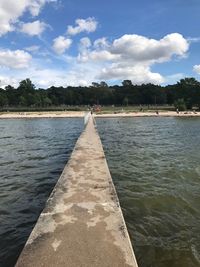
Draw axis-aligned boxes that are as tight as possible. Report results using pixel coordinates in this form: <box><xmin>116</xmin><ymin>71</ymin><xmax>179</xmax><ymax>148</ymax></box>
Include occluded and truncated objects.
<box><xmin>16</xmin><ymin>116</ymin><xmax>138</xmax><ymax>267</ymax></box>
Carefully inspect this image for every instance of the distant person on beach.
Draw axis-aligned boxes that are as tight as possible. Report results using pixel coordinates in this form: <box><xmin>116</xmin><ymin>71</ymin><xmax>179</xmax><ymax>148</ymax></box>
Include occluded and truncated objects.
<box><xmin>176</xmin><ymin>108</ymin><xmax>179</xmax><ymax>114</ymax></box>
<box><xmin>156</xmin><ymin>110</ymin><xmax>159</xmax><ymax>115</ymax></box>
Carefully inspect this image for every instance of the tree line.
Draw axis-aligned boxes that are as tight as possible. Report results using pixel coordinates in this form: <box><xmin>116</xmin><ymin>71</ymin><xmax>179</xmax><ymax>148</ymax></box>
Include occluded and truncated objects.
<box><xmin>0</xmin><ymin>77</ymin><xmax>200</xmax><ymax>110</ymax></box>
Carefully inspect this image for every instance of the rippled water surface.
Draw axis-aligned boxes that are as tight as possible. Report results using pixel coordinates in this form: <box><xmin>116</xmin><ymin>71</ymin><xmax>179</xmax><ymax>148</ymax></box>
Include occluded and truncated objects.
<box><xmin>97</xmin><ymin>117</ymin><xmax>200</xmax><ymax>267</ymax></box>
<box><xmin>0</xmin><ymin>118</ymin><xmax>83</xmax><ymax>267</ymax></box>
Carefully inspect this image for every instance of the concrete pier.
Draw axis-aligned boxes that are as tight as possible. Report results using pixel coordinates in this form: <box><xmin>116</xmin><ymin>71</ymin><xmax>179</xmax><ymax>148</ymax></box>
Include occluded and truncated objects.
<box><xmin>16</xmin><ymin>116</ymin><xmax>138</xmax><ymax>267</ymax></box>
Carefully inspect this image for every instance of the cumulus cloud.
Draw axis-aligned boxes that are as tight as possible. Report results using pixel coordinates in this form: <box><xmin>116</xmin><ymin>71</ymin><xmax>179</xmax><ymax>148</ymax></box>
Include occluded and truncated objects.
<box><xmin>78</xmin><ymin>33</ymin><xmax>189</xmax><ymax>84</ymax></box>
<box><xmin>0</xmin><ymin>49</ymin><xmax>32</xmax><ymax>69</ymax></box>
<box><xmin>20</xmin><ymin>20</ymin><xmax>48</xmax><ymax>36</ymax></box>
<box><xmin>52</xmin><ymin>36</ymin><xmax>72</xmax><ymax>54</ymax></box>
<box><xmin>193</xmin><ymin>65</ymin><xmax>200</xmax><ymax>74</ymax></box>
<box><xmin>79</xmin><ymin>37</ymin><xmax>91</xmax><ymax>50</ymax></box>
<box><xmin>0</xmin><ymin>62</ymin><xmax>99</xmax><ymax>88</ymax></box>
<box><xmin>78</xmin><ymin>50</ymin><xmax>119</xmax><ymax>63</ymax></box>
<box><xmin>98</xmin><ymin>64</ymin><xmax>164</xmax><ymax>84</ymax></box>
<box><xmin>0</xmin><ymin>0</ymin><xmax>56</xmax><ymax>36</ymax></box>
<box><xmin>67</xmin><ymin>17</ymin><xmax>98</xmax><ymax>36</ymax></box>
<box><xmin>28</xmin><ymin>0</ymin><xmax>57</xmax><ymax>16</ymax></box>
<box><xmin>0</xmin><ymin>30</ymin><xmax>190</xmax><ymax>87</ymax></box>
<box><xmin>94</xmin><ymin>37</ymin><xmax>109</xmax><ymax>50</ymax></box>
<box><xmin>31</xmin><ymin>67</ymin><xmax>94</xmax><ymax>87</ymax></box>
<box><xmin>111</xmin><ymin>33</ymin><xmax>188</xmax><ymax>63</ymax></box>
<box><xmin>0</xmin><ymin>75</ymin><xmax>19</xmax><ymax>88</ymax></box>
<box><xmin>0</xmin><ymin>76</ymin><xmax>18</xmax><ymax>88</ymax></box>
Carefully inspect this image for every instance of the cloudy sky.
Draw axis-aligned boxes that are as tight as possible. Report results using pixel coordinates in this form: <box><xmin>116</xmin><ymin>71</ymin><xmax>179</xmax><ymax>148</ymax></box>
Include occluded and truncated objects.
<box><xmin>0</xmin><ymin>0</ymin><xmax>200</xmax><ymax>88</ymax></box>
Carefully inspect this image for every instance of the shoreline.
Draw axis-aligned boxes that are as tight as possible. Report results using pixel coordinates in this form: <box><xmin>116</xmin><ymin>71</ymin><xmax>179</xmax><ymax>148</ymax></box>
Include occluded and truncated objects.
<box><xmin>95</xmin><ymin>111</ymin><xmax>200</xmax><ymax>118</ymax></box>
<box><xmin>0</xmin><ymin>111</ymin><xmax>200</xmax><ymax>119</ymax></box>
<box><xmin>0</xmin><ymin>111</ymin><xmax>85</xmax><ymax>119</ymax></box>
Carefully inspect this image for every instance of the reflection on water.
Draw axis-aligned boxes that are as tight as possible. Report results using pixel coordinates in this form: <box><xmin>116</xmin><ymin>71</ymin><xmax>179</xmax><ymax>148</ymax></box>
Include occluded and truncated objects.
<box><xmin>0</xmin><ymin>118</ymin><xmax>83</xmax><ymax>267</ymax></box>
<box><xmin>97</xmin><ymin>117</ymin><xmax>200</xmax><ymax>267</ymax></box>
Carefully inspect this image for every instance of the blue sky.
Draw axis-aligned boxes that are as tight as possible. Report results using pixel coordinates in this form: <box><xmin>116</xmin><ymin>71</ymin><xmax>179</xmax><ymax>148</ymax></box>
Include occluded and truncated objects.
<box><xmin>0</xmin><ymin>0</ymin><xmax>200</xmax><ymax>88</ymax></box>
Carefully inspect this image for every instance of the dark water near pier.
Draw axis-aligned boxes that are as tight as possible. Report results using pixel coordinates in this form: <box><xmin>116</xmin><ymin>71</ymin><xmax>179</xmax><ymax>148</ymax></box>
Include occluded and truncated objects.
<box><xmin>0</xmin><ymin>118</ymin><xmax>83</xmax><ymax>267</ymax></box>
<box><xmin>97</xmin><ymin>117</ymin><xmax>200</xmax><ymax>267</ymax></box>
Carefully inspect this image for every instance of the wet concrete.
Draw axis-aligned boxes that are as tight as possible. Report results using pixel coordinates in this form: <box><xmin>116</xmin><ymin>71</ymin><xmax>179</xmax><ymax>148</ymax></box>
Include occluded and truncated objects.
<box><xmin>15</xmin><ymin>116</ymin><xmax>138</xmax><ymax>267</ymax></box>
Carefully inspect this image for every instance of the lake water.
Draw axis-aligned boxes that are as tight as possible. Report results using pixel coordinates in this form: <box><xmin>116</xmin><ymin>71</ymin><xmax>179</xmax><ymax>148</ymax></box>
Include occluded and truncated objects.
<box><xmin>0</xmin><ymin>118</ymin><xmax>83</xmax><ymax>267</ymax></box>
<box><xmin>97</xmin><ymin>117</ymin><xmax>200</xmax><ymax>267</ymax></box>
<box><xmin>0</xmin><ymin>117</ymin><xmax>200</xmax><ymax>267</ymax></box>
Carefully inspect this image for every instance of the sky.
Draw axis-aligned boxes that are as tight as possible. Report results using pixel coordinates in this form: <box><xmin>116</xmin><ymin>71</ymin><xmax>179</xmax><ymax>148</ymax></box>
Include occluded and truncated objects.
<box><xmin>0</xmin><ymin>0</ymin><xmax>200</xmax><ymax>88</ymax></box>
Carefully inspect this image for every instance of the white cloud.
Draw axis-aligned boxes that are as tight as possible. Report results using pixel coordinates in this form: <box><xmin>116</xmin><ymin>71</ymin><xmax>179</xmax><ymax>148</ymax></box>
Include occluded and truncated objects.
<box><xmin>187</xmin><ymin>37</ymin><xmax>200</xmax><ymax>43</ymax></box>
<box><xmin>78</xmin><ymin>33</ymin><xmax>189</xmax><ymax>84</ymax></box>
<box><xmin>67</xmin><ymin>17</ymin><xmax>98</xmax><ymax>36</ymax></box>
<box><xmin>94</xmin><ymin>37</ymin><xmax>109</xmax><ymax>50</ymax></box>
<box><xmin>79</xmin><ymin>33</ymin><xmax>189</xmax><ymax>64</ymax></box>
<box><xmin>0</xmin><ymin>63</ymin><xmax>99</xmax><ymax>88</ymax></box>
<box><xmin>28</xmin><ymin>0</ymin><xmax>57</xmax><ymax>16</ymax></box>
<box><xmin>165</xmin><ymin>73</ymin><xmax>185</xmax><ymax>84</ymax></box>
<box><xmin>111</xmin><ymin>33</ymin><xmax>189</xmax><ymax>63</ymax></box>
<box><xmin>0</xmin><ymin>0</ymin><xmax>56</xmax><ymax>36</ymax></box>
<box><xmin>0</xmin><ymin>76</ymin><xmax>18</xmax><ymax>88</ymax></box>
<box><xmin>99</xmin><ymin>64</ymin><xmax>164</xmax><ymax>84</ymax></box>
<box><xmin>0</xmin><ymin>30</ymin><xmax>190</xmax><ymax>87</ymax></box>
<box><xmin>79</xmin><ymin>37</ymin><xmax>91</xmax><ymax>51</ymax></box>
<box><xmin>20</xmin><ymin>20</ymin><xmax>48</xmax><ymax>36</ymax></box>
<box><xmin>0</xmin><ymin>49</ymin><xmax>32</xmax><ymax>69</ymax></box>
<box><xmin>31</xmin><ymin>68</ymin><xmax>93</xmax><ymax>87</ymax></box>
<box><xmin>24</xmin><ymin>45</ymin><xmax>40</xmax><ymax>52</ymax></box>
<box><xmin>52</xmin><ymin>36</ymin><xmax>72</xmax><ymax>54</ymax></box>
<box><xmin>193</xmin><ymin>65</ymin><xmax>200</xmax><ymax>74</ymax></box>
<box><xmin>78</xmin><ymin>50</ymin><xmax>119</xmax><ymax>63</ymax></box>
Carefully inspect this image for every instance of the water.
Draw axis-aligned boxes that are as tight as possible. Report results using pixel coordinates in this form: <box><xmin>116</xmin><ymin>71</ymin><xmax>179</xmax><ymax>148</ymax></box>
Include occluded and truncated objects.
<box><xmin>1</xmin><ymin>117</ymin><xmax>200</xmax><ymax>267</ymax></box>
<box><xmin>0</xmin><ymin>118</ymin><xmax>83</xmax><ymax>267</ymax></box>
<box><xmin>97</xmin><ymin>117</ymin><xmax>200</xmax><ymax>267</ymax></box>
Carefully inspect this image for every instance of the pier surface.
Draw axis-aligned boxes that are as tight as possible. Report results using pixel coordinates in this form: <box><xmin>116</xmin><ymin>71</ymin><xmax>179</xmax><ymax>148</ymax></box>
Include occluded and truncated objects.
<box><xmin>16</xmin><ymin>117</ymin><xmax>138</xmax><ymax>267</ymax></box>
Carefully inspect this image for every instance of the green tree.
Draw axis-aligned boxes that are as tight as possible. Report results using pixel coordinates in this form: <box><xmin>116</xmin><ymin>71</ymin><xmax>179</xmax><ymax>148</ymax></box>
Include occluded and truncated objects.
<box><xmin>0</xmin><ymin>94</ymin><xmax>8</xmax><ymax>107</ymax></box>
<box><xmin>19</xmin><ymin>96</ymin><xmax>27</xmax><ymax>106</ymax></box>
<box><xmin>43</xmin><ymin>97</ymin><xmax>52</xmax><ymax>106</ymax></box>
<box><xmin>5</xmin><ymin>85</ymin><xmax>15</xmax><ymax>91</ymax></box>
<box><xmin>18</xmin><ymin>79</ymin><xmax>35</xmax><ymax>92</ymax></box>
<box><xmin>122</xmin><ymin>80</ymin><xmax>133</xmax><ymax>87</ymax></box>
<box><xmin>91</xmin><ymin>82</ymin><xmax>101</xmax><ymax>88</ymax></box>
<box><xmin>123</xmin><ymin>97</ymin><xmax>129</xmax><ymax>106</ymax></box>
<box><xmin>100</xmin><ymin>81</ymin><xmax>108</xmax><ymax>87</ymax></box>
<box><xmin>177</xmin><ymin>77</ymin><xmax>200</xmax><ymax>86</ymax></box>
<box><xmin>174</xmin><ymin>98</ymin><xmax>187</xmax><ymax>111</ymax></box>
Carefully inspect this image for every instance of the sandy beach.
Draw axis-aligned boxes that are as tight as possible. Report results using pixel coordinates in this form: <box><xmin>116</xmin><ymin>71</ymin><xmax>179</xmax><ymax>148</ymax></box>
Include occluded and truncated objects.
<box><xmin>0</xmin><ymin>110</ymin><xmax>200</xmax><ymax>119</ymax></box>
<box><xmin>95</xmin><ymin>111</ymin><xmax>200</xmax><ymax>118</ymax></box>
<box><xmin>0</xmin><ymin>111</ymin><xmax>85</xmax><ymax>119</ymax></box>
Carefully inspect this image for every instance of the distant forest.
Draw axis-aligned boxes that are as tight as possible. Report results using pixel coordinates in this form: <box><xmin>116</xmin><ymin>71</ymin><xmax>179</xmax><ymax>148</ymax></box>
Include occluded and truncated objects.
<box><xmin>1</xmin><ymin>77</ymin><xmax>200</xmax><ymax>110</ymax></box>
